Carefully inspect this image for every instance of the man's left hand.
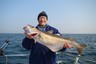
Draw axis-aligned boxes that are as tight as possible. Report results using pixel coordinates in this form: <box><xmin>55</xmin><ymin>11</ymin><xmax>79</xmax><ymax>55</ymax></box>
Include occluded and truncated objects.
<box><xmin>63</xmin><ymin>43</ymin><xmax>72</xmax><ymax>48</ymax></box>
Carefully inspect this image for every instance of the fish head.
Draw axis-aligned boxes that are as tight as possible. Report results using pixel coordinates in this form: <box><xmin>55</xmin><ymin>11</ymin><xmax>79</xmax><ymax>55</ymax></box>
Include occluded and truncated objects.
<box><xmin>23</xmin><ymin>25</ymin><xmax>39</xmax><ymax>37</ymax></box>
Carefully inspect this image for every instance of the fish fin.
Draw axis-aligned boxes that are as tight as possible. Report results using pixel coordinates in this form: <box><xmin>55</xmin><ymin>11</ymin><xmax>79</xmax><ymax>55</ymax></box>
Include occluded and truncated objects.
<box><xmin>76</xmin><ymin>44</ymin><xmax>87</xmax><ymax>55</ymax></box>
<box><xmin>38</xmin><ymin>34</ymin><xmax>44</xmax><ymax>40</ymax></box>
<box><xmin>47</xmin><ymin>30</ymin><xmax>53</xmax><ymax>34</ymax></box>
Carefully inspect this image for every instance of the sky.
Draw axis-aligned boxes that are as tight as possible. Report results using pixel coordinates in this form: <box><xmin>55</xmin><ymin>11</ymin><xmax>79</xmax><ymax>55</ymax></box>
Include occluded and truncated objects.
<box><xmin>0</xmin><ymin>0</ymin><xmax>96</xmax><ymax>34</ymax></box>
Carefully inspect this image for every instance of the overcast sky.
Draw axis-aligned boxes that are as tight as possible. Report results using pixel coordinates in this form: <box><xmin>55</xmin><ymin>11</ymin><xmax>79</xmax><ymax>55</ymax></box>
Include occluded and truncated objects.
<box><xmin>0</xmin><ymin>0</ymin><xmax>96</xmax><ymax>34</ymax></box>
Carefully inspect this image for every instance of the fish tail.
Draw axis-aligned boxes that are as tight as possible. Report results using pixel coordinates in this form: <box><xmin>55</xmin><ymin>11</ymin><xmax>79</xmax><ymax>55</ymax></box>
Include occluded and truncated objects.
<box><xmin>76</xmin><ymin>44</ymin><xmax>87</xmax><ymax>55</ymax></box>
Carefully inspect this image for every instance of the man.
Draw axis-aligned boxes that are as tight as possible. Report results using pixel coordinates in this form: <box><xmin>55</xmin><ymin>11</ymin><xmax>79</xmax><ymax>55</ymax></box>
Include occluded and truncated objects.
<box><xmin>22</xmin><ymin>11</ymin><xmax>72</xmax><ymax>64</ymax></box>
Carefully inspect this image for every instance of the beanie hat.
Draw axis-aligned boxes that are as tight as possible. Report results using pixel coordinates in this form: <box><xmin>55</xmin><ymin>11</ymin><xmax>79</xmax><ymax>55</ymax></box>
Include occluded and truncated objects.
<box><xmin>37</xmin><ymin>11</ymin><xmax>48</xmax><ymax>20</ymax></box>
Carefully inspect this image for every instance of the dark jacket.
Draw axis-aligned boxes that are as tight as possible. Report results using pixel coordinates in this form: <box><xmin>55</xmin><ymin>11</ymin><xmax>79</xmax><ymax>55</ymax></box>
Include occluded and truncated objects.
<box><xmin>22</xmin><ymin>24</ymin><xmax>66</xmax><ymax>64</ymax></box>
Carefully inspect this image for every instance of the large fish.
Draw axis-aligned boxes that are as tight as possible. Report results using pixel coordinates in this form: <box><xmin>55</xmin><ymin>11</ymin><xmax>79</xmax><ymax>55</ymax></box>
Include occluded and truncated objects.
<box><xmin>23</xmin><ymin>25</ymin><xmax>87</xmax><ymax>55</ymax></box>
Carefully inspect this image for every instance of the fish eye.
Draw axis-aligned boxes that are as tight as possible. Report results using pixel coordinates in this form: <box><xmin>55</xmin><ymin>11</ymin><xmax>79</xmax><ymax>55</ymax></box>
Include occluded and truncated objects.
<box><xmin>28</xmin><ymin>25</ymin><xmax>34</xmax><ymax>28</ymax></box>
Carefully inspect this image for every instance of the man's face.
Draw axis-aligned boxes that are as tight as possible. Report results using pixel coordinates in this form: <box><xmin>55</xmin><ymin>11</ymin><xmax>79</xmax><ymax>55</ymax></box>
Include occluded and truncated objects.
<box><xmin>38</xmin><ymin>16</ymin><xmax>48</xmax><ymax>26</ymax></box>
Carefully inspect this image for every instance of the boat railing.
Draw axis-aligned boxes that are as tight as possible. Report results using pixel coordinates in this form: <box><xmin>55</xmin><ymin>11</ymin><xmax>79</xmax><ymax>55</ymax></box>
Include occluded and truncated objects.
<box><xmin>0</xmin><ymin>40</ymin><xmax>96</xmax><ymax>64</ymax></box>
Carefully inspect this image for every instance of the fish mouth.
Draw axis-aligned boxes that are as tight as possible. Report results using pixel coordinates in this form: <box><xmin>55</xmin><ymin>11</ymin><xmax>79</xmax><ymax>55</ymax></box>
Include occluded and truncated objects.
<box><xmin>31</xmin><ymin>33</ymin><xmax>38</xmax><ymax>37</ymax></box>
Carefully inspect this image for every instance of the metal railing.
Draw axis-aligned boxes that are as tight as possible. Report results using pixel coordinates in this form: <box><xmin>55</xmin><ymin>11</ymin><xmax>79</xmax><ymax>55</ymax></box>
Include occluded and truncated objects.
<box><xmin>0</xmin><ymin>40</ymin><xmax>96</xmax><ymax>64</ymax></box>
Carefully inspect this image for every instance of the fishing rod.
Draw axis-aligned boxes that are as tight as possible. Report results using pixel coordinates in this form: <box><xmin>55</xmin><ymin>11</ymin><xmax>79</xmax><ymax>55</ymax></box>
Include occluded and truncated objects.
<box><xmin>0</xmin><ymin>40</ymin><xmax>9</xmax><ymax>55</ymax></box>
<box><xmin>0</xmin><ymin>40</ymin><xmax>9</xmax><ymax>50</ymax></box>
<box><xmin>0</xmin><ymin>49</ymin><xmax>3</xmax><ymax>55</ymax></box>
<box><xmin>0</xmin><ymin>40</ymin><xmax>9</xmax><ymax>64</ymax></box>
<box><xmin>0</xmin><ymin>40</ymin><xmax>8</xmax><ymax>55</ymax></box>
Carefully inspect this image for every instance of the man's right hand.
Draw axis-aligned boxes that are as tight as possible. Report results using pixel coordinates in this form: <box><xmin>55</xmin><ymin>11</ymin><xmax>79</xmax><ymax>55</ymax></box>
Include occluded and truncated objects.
<box><xmin>24</xmin><ymin>32</ymin><xmax>33</xmax><ymax>39</ymax></box>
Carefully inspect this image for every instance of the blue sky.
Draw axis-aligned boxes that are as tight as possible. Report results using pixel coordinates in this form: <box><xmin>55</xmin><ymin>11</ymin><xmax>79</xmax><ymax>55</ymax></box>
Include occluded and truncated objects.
<box><xmin>0</xmin><ymin>0</ymin><xmax>96</xmax><ymax>34</ymax></box>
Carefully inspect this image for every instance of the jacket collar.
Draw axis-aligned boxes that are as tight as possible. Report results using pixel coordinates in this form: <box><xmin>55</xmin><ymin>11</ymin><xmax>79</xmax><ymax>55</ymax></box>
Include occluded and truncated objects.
<box><xmin>36</xmin><ymin>24</ymin><xmax>48</xmax><ymax>32</ymax></box>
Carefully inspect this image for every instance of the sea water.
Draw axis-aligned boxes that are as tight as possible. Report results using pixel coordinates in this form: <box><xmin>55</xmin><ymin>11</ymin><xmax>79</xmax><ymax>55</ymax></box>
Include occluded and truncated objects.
<box><xmin>0</xmin><ymin>33</ymin><xmax>96</xmax><ymax>64</ymax></box>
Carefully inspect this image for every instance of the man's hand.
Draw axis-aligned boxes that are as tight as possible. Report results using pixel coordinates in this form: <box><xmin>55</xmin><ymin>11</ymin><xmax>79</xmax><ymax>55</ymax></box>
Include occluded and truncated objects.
<box><xmin>24</xmin><ymin>32</ymin><xmax>33</xmax><ymax>39</ymax></box>
<box><xmin>63</xmin><ymin>43</ymin><xmax>72</xmax><ymax>48</ymax></box>
<box><xmin>55</xmin><ymin>34</ymin><xmax>72</xmax><ymax>48</ymax></box>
